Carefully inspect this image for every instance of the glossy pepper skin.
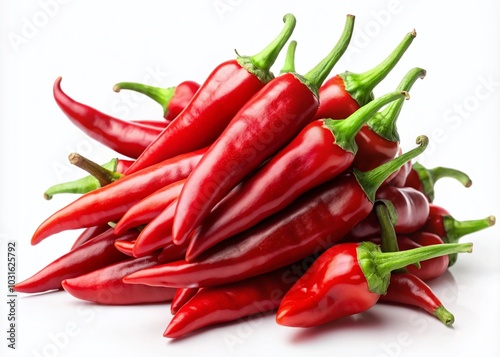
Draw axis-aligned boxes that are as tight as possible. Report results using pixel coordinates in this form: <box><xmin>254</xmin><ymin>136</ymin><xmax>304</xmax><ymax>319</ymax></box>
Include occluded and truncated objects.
<box><xmin>126</xmin><ymin>14</ymin><xmax>296</xmax><ymax>174</ymax></box>
<box><xmin>31</xmin><ymin>148</ymin><xmax>206</xmax><ymax>245</ymax></box>
<box><xmin>113</xmin><ymin>80</ymin><xmax>200</xmax><ymax>124</ymax></box>
<box><xmin>186</xmin><ymin>91</ymin><xmax>407</xmax><ymax>260</ymax></box>
<box><xmin>70</xmin><ymin>223</ymin><xmax>111</xmax><ymax>251</ymax></box>
<box><xmin>53</xmin><ymin>77</ymin><xmax>163</xmax><ymax>159</ymax></box>
<box><xmin>62</xmin><ymin>255</ymin><xmax>176</xmax><ymax>305</ymax></box>
<box><xmin>15</xmin><ymin>228</ymin><xmax>135</xmax><ymax>293</ymax></box>
<box><xmin>313</xmin><ymin>30</ymin><xmax>416</xmax><ymax>120</ymax></box>
<box><xmin>124</xmin><ymin>137</ymin><xmax>428</xmax><ymax>289</ymax></box>
<box><xmin>170</xmin><ymin>288</ymin><xmax>199</xmax><ymax>315</ymax></box>
<box><xmin>347</xmin><ymin>186</ymin><xmax>430</xmax><ymax>240</ymax></box>
<box><xmin>276</xmin><ymin>241</ymin><xmax>472</xmax><ymax>327</ymax></box>
<box><xmin>422</xmin><ymin>204</ymin><xmax>495</xmax><ymax>266</ymax></box>
<box><xmin>379</xmin><ymin>273</ymin><xmax>454</xmax><ymax>326</ymax></box>
<box><xmin>113</xmin><ymin>179</ymin><xmax>185</xmax><ymax>235</ymax></box>
<box><xmin>173</xmin><ymin>16</ymin><xmax>356</xmax><ymax>246</ymax></box>
<box><xmin>163</xmin><ymin>266</ymin><xmax>299</xmax><ymax>338</ymax></box>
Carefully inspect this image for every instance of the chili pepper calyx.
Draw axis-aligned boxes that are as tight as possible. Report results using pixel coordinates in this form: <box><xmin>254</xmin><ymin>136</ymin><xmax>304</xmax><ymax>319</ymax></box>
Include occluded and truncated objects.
<box><xmin>358</xmin><ymin>241</ymin><xmax>472</xmax><ymax>295</ymax></box>
<box><xmin>323</xmin><ymin>91</ymin><xmax>407</xmax><ymax>154</ymax></box>
<box><xmin>303</xmin><ymin>14</ymin><xmax>355</xmax><ymax>96</ymax></box>
<box><xmin>355</xmin><ymin>135</ymin><xmax>428</xmax><ymax>202</ymax></box>
<box><xmin>113</xmin><ymin>82</ymin><xmax>175</xmax><ymax>115</ymax></box>
<box><xmin>367</xmin><ymin>67</ymin><xmax>426</xmax><ymax>143</ymax></box>
<box><xmin>340</xmin><ymin>30</ymin><xmax>416</xmax><ymax>106</ymax></box>
<box><xmin>237</xmin><ymin>13</ymin><xmax>296</xmax><ymax>83</ymax></box>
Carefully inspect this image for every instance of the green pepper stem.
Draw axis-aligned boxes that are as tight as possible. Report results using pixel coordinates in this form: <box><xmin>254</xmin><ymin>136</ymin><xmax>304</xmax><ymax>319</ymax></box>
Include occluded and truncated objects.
<box><xmin>324</xmin><ymin>91</ymin><xmax>408</xmax><ymax>154</ymax></box>
<box><xmin>280</xmin><ymin>40</ymin><xmax>297</xmax><ymax>74</ymax></box>
<box><xmin>413</xmin><ymin>162</ymin><xmax>472</xmax><ymax>202</ymax></box>
<box><xmin>113</xmin><ymin>82</ymin><xmax>175</xmax><ymax>115</ymax></box>
<box><xmin>374</xmin><ymin>201</ymin><xmax>400</xmax><ymax>254</ymax></box>
<box><xmin>342</xmin><ymin>30</ymin><xmax>416</xmax><ymax>106</ymax></box>
<box><xmin>354</xmin><ymin>135</ymin><xmax>428</xmax><ymax>202</ymax></box>
<box><xmin>303</xmin><ymin>14</ymin><xmax>355</xmax><ymax>94</ymax></box>
<box><xmin>358</xmin><ymin>241</ymin><xmax>473</xmax><ymax>295</ymax></box>
<box><xmin>68</xmin><ymin>153</ymin><xmax>123</xmax><ymax>187</ymax></box>
<box><xmin>43</xmin><ymin>158</ymin><xmax>118</xmax><ymax>200</ymax></box>
<box><xmin>236</xmin><ymin>13</ymin><xmax>296</xmax><ymax>83</ymax></box>
<box><xmin>367</xmin><ymin>67</ymin><xmax>426</xmax><ymax>142</ymax></box>
<box><xmin>434</xmin><ymin>306</ymin><xmax>455</xmax><ymax>326</ymax></box>
<box><xmin>444</xmin><ymin>215</ymin><xmax>496</xmax><ymax>243</ymax></box>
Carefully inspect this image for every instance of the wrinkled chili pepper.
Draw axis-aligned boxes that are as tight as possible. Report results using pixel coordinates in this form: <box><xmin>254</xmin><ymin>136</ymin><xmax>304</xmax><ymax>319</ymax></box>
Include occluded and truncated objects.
<box><xmin>62</xmin><ymin>255</ymin><xmax>176</xmax><ymax>305</ymax></box>
<box><xmin>164</xmin><ymin>266</ymin><xmax>300</xmax><ymax>338</ymax></box>
<box><xmin>275</xmin><ymin>241</ymin><xmax>471</xmax><ymax>327</ymax></box>
<box><xmin>15</xmin><ymin>228</ymin><xmax>135</xmax><ymax>293</ymax></box>
<box><xmin>379</xmin><ymin>273</ymin><xmax>455</xmax><ymax>326</ymax></box>
<box><xmin>313</xmin><ymin>30</ymin><xmax>416</xmax><ymax>120</ymax></box>
<box><xmin>31</xmin><ymin>148</ymin><xmax>206</xmax><ymax>245</ymax></box>
<box><xmin>403</xmin><ymin>162</ymin><xmax>472</xmax><ymax>202</ymax></box>
<box><xmin>186</xmin><ymin>90</ymin><xmax>407</xmax><ymax>260</ymax></box>
<box><xmin>172</xmin><ymin>16</ymin><xmax>355</xmax><ymax>246</ymax></box>
<box><xmin>170</xmin><ymin>288</ymin><xmax>199</xmax><ymax>315</ymax></box>
<box><xmin>126</xmin><ymin>14</ymin><xmax>296</xmax><ymax>174</ymax></box>
<box><xmin>352</xmin><ymin>67</ymin><xmax>426</xmax><ymax>172</ymax></box>
<box><xmin>113</xmin><ymin>80</ymin><xmax>200</xmax><ymax>123</ymax></box>
<box><xmin>54</xmin><ymin>77</ymin><xmax>164</xmax><ymax>159</ymax></box>
<box><xmin>113</xmin><ymin>179</ymin><xmax>185</xmax><ymax>235</ymax></box>
<box><xmin>422</xmin><ymin>204</ymin><xmax>495</xmax><ymax>266</ymax></box>
<box><xmin>347</xmin><ymin>185</ymin><xmax>430</xmax><ymax>240</ymax></box>
<box><xmin>123</xmin><ymin>136</ymin><xmax>427</xmax><ymax>288</ymax></box>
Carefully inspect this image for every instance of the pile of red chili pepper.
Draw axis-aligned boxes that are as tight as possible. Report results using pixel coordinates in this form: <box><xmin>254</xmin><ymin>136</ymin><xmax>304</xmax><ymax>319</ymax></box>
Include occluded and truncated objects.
<box><xmin>17</xmin><ymin>13</ymin><xmax>496</xmax><ymax>339</ymax></box>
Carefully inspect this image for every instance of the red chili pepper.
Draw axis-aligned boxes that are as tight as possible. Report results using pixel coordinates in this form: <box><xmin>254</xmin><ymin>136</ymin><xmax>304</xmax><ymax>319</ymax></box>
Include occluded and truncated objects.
<box><xmin>113</xmin><ymin>179</ymin><xmax>185</xmax><ymax>235</ymax></box>
<box><xmin>313</xmin><ymin>30</ymin><xmax>416</xmax><ymax>120</ymax></box>
<box><xmin>126</xmin><ymin>14</ymin><xmax>296</xmax><ymax>174</ymax></box>
<box><xmin>70</xmin><ymin>223</ymin><xmax>111</xmax><ymax>251</ymax></box>
<box><xmin>123</xmin><ymin>137</ymin><xmax>426</xmax><ymax>288</ymax></box>
<box><xmin>31</xmin><ymin>148</ymin><xmax>206</xmax><ymax>245</ymax></box>
<box><xmin>114</xmin><ymin>240</ymin><xmax>135</xmax><ymax>257</ymax></box>
<box><xmin>53</xmin><ymin>77</ymin><xmax>163</xmax><ymax>159</ymax></box>
<box><xmin>62</xmin><ymin>255</ymin><xmax>176</xmax><ymax>305</ymax></box>
<box><xmin>15</xmin><ymin>228</ymin><xmax>135</xmax><ymax>293</ymax></box>
<box><xmin>163</xmin><ymin>266</ymin><xmax>300</xmax><ymax>338</ymax></box>
<box><xmin>113</xmin><ymin>81</ymin><xmax>200</xmax><ymax>124</ymax></box>
<box><xmin>186</xmin><ymin>90</ymin><xmax>407</xmax><ymax>260</ymax></box>
<box><xmin>378</xmin><ymin>273</ymin><xmax>455</xmax><ymax>326</ymax></box>
<box><xmin>347</xmin><ymin>185</ymin><xmax>430</xmax><ymax>240</ymax></box>
<box><xmin>170</xmin><ymin>288</ymin><xmax>199</xmax><ymax>315</ymax></box>
<box><xmin>351</xmin><ymin>67</ymin><xmax>426</xmax><ymax>172</ymax></box>
<box><xmin>132</xmin><ymin>120</ymin><xmax>169</xmax><ymax>129</ymax></box>
<box><xmin>403</xmin><ymin>162</ymin><xmax>472</xmax><ymax>202</ymax></box>
<box><xmin>173</xmin><ymin>16</ymin><xmax>355</xmax><ymax>245</ymax></box>
<box><xmin>275</xmin><ymin>241</ymin><xmax>471</xmax><ymax>327</ymax></box>
<box><xmin>422</xmin><ymin>204</ymin><xmax>495</xmax><ymax>266</ymax></box>
<box><xmin>403</xmin><ymin>233</ymin><xmax>449</xmax><ymax>281</ymax></box>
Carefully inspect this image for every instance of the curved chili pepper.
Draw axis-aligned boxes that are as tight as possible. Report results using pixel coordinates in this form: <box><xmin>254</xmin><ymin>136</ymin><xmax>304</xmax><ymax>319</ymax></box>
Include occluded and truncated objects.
<box><xmin>113</xmin><ymin>179</ymin><xmax>185</xmax><ymax>235</ymax></box>
<box><xmin>126</xmin><ymin>14</ymin><xmax>296</xmax><ymax>174</ymax></box>
<box><xmin>313</xmin><ymin>30</ymin><xmax>416</xmax><ymax>120</ymax></box>
<box><xmin>275</xmin><ymin>241</ymin><xmax>471</xmax><ymax>327</ymax></box>
<box><xmin>422</xmin><ymin>204</ymin><xmax>495</xmax><ymax>266</ymax></box>
<box><xmin>173</xmin><ymin>16</ymin><xmax>355</xmax><ymax>246</ymax></box>
<box><xmin>352</xmin><ymin>67</ymin><xmax>426</xmax><ymax>172</ymax></box>
<box><xmin>164</xmin><ymin>266</ymin><xmax>300</xmax><ymax>338</ymax></box>
<box><xmin>15</xmin><ymin>228</ymin><xmax>136</xmax><ymax>293</ymax></box>
<box><xmin>70</xmin><ymin>223</ymin><xmax>111</xmax><ymax>251</ymax></box>
<box><xmin>113</xmin><ymin>240</ymin><xmax>135</xmax><ymax>257</ymax></box>
<box><xmin>404</xmin><ymin>162</ymin><xmax>472</xmax><ymax>202</ymax></box>
<box><xmin>347</xmin><ymin>185</ymin><xmax>430</xmax><ymax>240</ymax></box>
<box><xmin>62</xmin><ymin>255</ymin><xmax>176</xmax><ymax>305</ymax></box>
<box><xmin>379</xmin><ymin>273</ymin><xmax>454</xmax><ymax>326</ymax></box>
<box><xmin>186</xmin><ymin>91</ymin><xmax>407</xmax><ymax>260</ymax></box>
<box><xmin>31</xmin><ymin>148</ymin><xmax>206</xmax><ymax>245</ymax></box>
<box><xmin>170</xmin><ymin>288</ymin><xmax>199</xmax><ymax>315</ymax></box>
<box><xmin>54</xmin><ymin>77</ymin><xmax>163</xmax><ymax>159</ymax></box>
<box><xmin>123</xmin><ymin>137</ymin><xmax>427</xmax><ymax>288</ymax></box>
<box><xmin>113</xmin><ymin>81</ymin><xmax>200</xmax><ymax>124</ymax></box>
<box><xmin>132</xmin><ymin>200</ymin><xmax>177</xmax><ymax>257</ymax></box>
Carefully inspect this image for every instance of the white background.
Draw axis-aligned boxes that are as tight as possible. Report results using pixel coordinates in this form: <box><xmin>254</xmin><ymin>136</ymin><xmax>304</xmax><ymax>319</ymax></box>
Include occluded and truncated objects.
<box><xmin>1</xmin><ymin>0</ymin><xmax>499</xmax><ymax>356</ymax></box>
